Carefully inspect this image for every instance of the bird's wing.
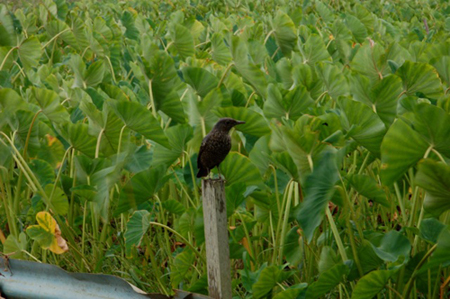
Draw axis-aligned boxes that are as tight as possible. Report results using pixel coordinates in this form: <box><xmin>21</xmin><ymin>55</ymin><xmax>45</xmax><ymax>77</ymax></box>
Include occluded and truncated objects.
<box><xmin>197</xmin><ymin>137</ymin><xmax>207</xmax><ymax>169</ymax></box>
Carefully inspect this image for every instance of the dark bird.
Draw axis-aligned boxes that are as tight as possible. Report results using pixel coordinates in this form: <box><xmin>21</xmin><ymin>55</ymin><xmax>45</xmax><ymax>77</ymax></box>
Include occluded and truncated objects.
<box><xmin>197</xmin><ymin>118</ymin><xmax>245</xmax><ymax>178</ymax></box>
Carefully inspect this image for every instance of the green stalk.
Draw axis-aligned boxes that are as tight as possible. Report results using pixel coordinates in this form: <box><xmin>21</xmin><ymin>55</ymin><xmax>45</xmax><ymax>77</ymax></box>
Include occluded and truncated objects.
<box><xmin>325</xmin><ymin>207</ymin><xmax>348</xmax><ymax>261</ymax></box>
<box><xmin>0</xmin><ymin>173</ymin><xmax>18</xmax><ymax>237</ymax></box>
<box><xmin>402</xmin><ymin>244</ymin><xmax>438</xmax><ymax>299</ymax></box>
<box><xmin>278</xmin><ymin>182</ymin><xmax>295</xmax><ymax>264</ymax></box>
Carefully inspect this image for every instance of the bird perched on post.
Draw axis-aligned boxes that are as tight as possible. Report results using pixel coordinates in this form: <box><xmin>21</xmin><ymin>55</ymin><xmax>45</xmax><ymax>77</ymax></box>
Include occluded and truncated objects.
<box><xmin>197</xmin><ymin>118</ymin><xmax>245</xmax><ymax>178</ymax></box>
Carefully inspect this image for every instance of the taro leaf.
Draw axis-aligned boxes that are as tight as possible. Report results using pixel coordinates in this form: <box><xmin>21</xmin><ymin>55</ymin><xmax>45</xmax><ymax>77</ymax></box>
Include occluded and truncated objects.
<box><xmin>26</xmin><ymin>211</ymin><xmax>68</xmax><ymax>254</ymax></box>
<box><xmin>84</xmin><ymin>60</ymin><xmax>105</xmax><ymax>88</ymax></box>
<box><xmin>346</xmin><ymin>174</ymin><xmax>389</xmax><ymax>207</ymax></box>
<box><xmin>418</xmin><ymin>228</ymin><xmax>450</xmax><ymax>273</ymax></box>
<box><xmin>396</xmin><ymin>61</ymin><xmax>443</xmax><ymax>98</ymax></box>
<box><xmin>315</xmin><ymin>1</ymin><xmax>333</xmax><ymax>23</ymax></box>
<box><xmin>172</xmin><ymin>249</ymin><xmax>195</xmax><ymax>288</ymax></box>
<box><xmin>369</xmin><ymin>75</ymin><xmax>402</xmax><ymax>125</ymax></box>
<box><xmin>45</xmin><ymin>19</ymin><xmax>78</xmax><ymax>49</ymax></box>
<box><xmin>211</xmin><ymin>33</ymin><xmax>231</xmax><ymax>65</ymax></box>
<box><xmin>3</xmin><ymin>232</ymin><xmax>27</xmax><ymax>259</ymax></box>
<box><xmin>65</xmin><ymin>123</ymin><xmax>98</xmax><ymax>158</ymax></box>
<box><xmin>71</xmin><ymin>185</ymin><xmax>97</xmax><ymax>202</ymax></box>
<box><xmin>225</xmin><ymin>182</ymin><xmax>247</xmax><ymax>217</ymax></box>
<box><xmin>18</xmin><ymin>36</ymin><xmax>41</xmax><ymax>70</ymax></box>
<box><xmin>215</xmin><ymin>106</ymin><xmax>270</xmax><ymax>137</ymax></box>
<box><xmin>380</xmin><ymin>119</ymin><xmax>428</xmax><ymax>186</ymax></box>
<box><xmin>301</xmin><ymin>34</ymin><xmax>331</xmax><ymax>64</ymax></box>
<box><xmin>249</xmin><ymin>135</ymin><xmax>271</xmax><ymax>175</ymax></box>
<box><xmin>272</xmin><ymin>11</ymin><xmax>297</xmax><ymax>57</ymax></box>
<box><xmin>344</xmin><ymin>14</ymin><xmax>367</xmax><ymax>43</ymax></box>
<box><xmin>231</xmin><ymin>36</ymin><xmax>267</xmax><ymax>99</ymax></box>
<box><xmin>45</xmin><ymin>184</ymin><xmax>69</xmax><ymax>215</ymax></box>
<box><xmin>305</xmin><ymin>264</ymin><xmax>349</xmax><ymax>299</ymax></box>
<box><xmin>351</xmin><ymin>74</ymin><xmax>403</xmax><ymax>126</ymax></box>
<box><xmin>187</xmin><ymin>86</ymin><xmax>226</xmax><ymax>130</ymax></box>
<box><xmin>32</xmin><ymin>87</ymin><xmax>69</xmax><ymax>124</ymax></box>
<box><xmin>296</xmin><ymin>150</ymin><xmax>339</xmax><ymax>242</ymax></box>
<box><xmin>280</xmin><ymin>116</ymin><xmax>322</xmax><ymax>178</ymax></box>
<box><xmin>357</xmin><ymin>240</ymin><xmax>383</xmax><ymax>274</ymax></box>
<box><xmin>124</xmin><ymin>145</ymin><xmax>153</xmax><ymax>173</ymax></box>
<box><xmin>162</xmin><ymin>200</ymin><xmax>185</xmax><ymax>215</ymax></box>
<box><xmin>153</xmin><ymin>124</ymin><xmax>193</xmax><ymax>167</ymax></box>
<box><xmin>91</xmin><ymin>161</ymin><xmax>125</xmax><ymax>220</ymax></box>
<box><xmin>116</xmin><ymin>165</ymin><xmax>169</xmax><ymax>214</ymax></box>
<box><xmin>264</xmin><ymin>84</ymin><xmax>313</xmax><ymax>121</ymax></box>
<box><xmin>272</xmin><ymin>284</ymin><xmax>308</xmax><ymax>299</ymax></box>
<box><xmin>370</xmin><ymin>231</ymin><xmax>411</xmax><ymax>263</ymax></box>
<box><xmin>124</xmin><ymin>210</ymin><xmax>151</xmax><ymax>257</ymax></box>
<box><xmin>169</xmin><ymin>23</ymin><xmax>194</xmax><ymax>60</ymax></box>
<box><xmin>432</xmin><ymin>55</ymin><xmax>450</xmax><ymax>86</ymax></box>
<box><xmin>400</xmin><ymin>99</ymin><xmax>450</xmax><ymax>158</ymax></box>
<box><xmin>121</xmin><ymin>11</ymin><xmax>139</xmax><ymax>40</ymax></box>
<box><xmin>318</xmin><ymin>246</ymin><xmax>341</xmax><ymax>273</ymax></box>
<box><xmin>0</xmin><ymin>88</ymin><xmax>26</xmax><ymax>127</ymax></box>
<box><xmin>108</xmin><ymin>100</ymin><xmax>170</xmax><ymax>148</ymax></box>
<box><xmin>381</xmin><ymin>100</ymin><xmax>450</xmax><ymax>185</ymax></box>
<box><xmin>351</xmin><ymin>270</ymin><xmax>392</xmax><ymax>299</ymax></box>
<box><xmin>182</xmin><ymin>67</ymin><xmax>219</xmax><ymax>98</ymax></box>
<box><xmin>252</xmin><ymin>265</ymin><xmax>293</xmax><ymax>299</ymax></box>
<box><xmin>69</xmin><ymin>54</ymin><xmax>105</xmax><ymax>88</ymax></box>
<box><xmin>140</xmin><ymin>49</ymin><xmax>186</xmax><ymax>123</ymax></box>
<box><xmin>29</xmin><ymin>159</ymin><xmax>55</xmax><ymax>187</ymax></box>
<box><xmin>283</xmin><ymin>226</ymin><xmax>302</xmax><ymax>267</ymax></box>
<box><xmin>351</xmin><ymin>43</ymin><xmax>409</xmax><ymax>83</ymax></box>
<box><xmin>270</xmin><ymin>152</ymin><xmax>299</xmax><ymax>181</ymax></box>
<box><xmin>338</xmin><ymin>97</ymin><xmax>386</xmax><ymax>156</ymax></box>
<box><xmin>220</xmin><ymin>152</ymin><xmax>261</xmax><ymax>186</ymax></box>
<box><xmin>419</xmin><ymin>218</ymin><xmax>446</xmax><ymax>244</ymax></box>
<box><xmin>415</xmin><ymin>159</ymin><xmax>450</xmax><ymax>217</ymax></box>
<box><xmin>316</xmin><ymin>62</ymin><xmax>349</xmax><ymax>99</ymax></box>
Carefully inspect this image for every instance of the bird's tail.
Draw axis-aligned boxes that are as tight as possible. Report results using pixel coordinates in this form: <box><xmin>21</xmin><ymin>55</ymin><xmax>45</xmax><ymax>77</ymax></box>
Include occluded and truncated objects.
<box><xmin>196</xmin><ymin>168</ymin><xmax>209</xmax><ymax>178</ymax></box>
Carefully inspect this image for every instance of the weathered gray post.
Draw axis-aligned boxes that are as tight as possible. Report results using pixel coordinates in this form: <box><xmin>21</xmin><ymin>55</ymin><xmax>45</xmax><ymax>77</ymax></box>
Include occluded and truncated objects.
<box><xmin>202</xmin><ymin>179</ymin><xmax>232</xmax><ymax>299</ymax></box>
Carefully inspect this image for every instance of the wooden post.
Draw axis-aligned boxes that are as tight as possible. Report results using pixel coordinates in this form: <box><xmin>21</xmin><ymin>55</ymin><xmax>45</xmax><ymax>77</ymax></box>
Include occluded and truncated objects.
<box><xmin>202</xmin><ymin>179</ymin><xmax>232</xmax><ymax>299</ymax></box>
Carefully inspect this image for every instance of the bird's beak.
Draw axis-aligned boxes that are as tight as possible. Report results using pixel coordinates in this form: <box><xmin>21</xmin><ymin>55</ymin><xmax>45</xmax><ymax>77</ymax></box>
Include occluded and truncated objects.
<box><xmin>236</xmin><ymin>120</ymin><xmax>245</xmax><ymax>125</ymax></box>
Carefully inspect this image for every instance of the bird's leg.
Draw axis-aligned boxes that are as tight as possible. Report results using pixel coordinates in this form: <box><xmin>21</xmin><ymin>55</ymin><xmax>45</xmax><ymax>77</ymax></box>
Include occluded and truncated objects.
<box><xmin>217</xmin><ymin>165</ymin><xmax>222</xmax><ymax>180</ymax></box>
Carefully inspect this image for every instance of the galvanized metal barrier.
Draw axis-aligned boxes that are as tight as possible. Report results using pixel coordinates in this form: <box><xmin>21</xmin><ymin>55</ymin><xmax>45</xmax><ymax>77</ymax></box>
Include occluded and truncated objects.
<box><xmin>0</xmin><ymin>257</ymin><xmax>211</xmax><ymax>299</ymax></box>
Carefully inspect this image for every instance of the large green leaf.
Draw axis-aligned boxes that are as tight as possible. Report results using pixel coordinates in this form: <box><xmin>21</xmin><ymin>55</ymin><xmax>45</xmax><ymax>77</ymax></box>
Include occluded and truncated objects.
<box><xmin>419</xmin><ymin>218</ymin><xmax>446</xmax><ymax>244</ymax></box>
<box><xmin>215</xmin><ymin>106</ymin><xmax>270</xmax><ymax>137</ymax></box>
<box><xmin>295</xmin><ymin>150</ymin><xmax>339</xmax><ymax>242</ymax></box>
<box><xmin>306</xmin><ymin>264</ymin><xmax>349</xmax><ymax>299</ymax></box>
<box><xmin>272</xmin><ymin>11</ymin><xmax>297</xmax><ymax>56</ymax></box>
<box><xmin>380</xmin><ymin>119</ymin><xmax>429</xmax><ymax>186</ymax></box>
<box><xmin>65</xmin><ymin>123</ymin><xmax>97</xmax><ymax>158</ymax></box>
<box><xmin>108</xmin><ymin>100</ymin><xmax>170</xmax><ymax>148</ymax></box>
<box><xmin>18</xmin><ymin>36</ymin><xmax>41</xmax><ymax>70</ymax></box>
<box><xmin>415</xmin><ymin>159</ymin><xmax>450</xmax><ymax>217</ymax></box>
<box><xmin>264</xmin><ymin>84</ymin><xmax>313</xmax><ymax>121</ymax></box>
<box><xmin>182</xmin><ymin>67</ymin><xmax>219</xmax><ymax>98</ymax></box>
<box><xmin>116</xmin><ymin>165</ymin><xmax>169</xmax><ymax>214</ymax></box>
<box><xmin>351</xmin><ymin>270</ymin><xmax>392</xmax><ymax>299</ymax></box>
<box><xmin>231</xmin><ymin>36</ymin><xmax>268</xmax><ymax>99</ymax></box>
<box><xmin>338</xmin><ymin>97</ymin><xmax>386</xmax><ymax>156</ymax></box>
<box><xmin>396</xmin><ymin>61</ymin><xmax>443</xmax><ymax>98</ymax></box>
<box><xmin>153</xmin><ymin>124</ymin><xmax>193</xmax><ymax>166</ymax></box>
<box><xmin>346</xmin><ymin>174</ymin><xmax>389</xmax><ymax>207</ymax></box>
<box><xmin>220</xmin><ymin>152</ymin><xmax>261</xmax><ymax>186</ymax></box>
<box><xmin>169</xmin><ymin>23</ymin><xmax>194</xmax><ymax>60</ymax></box>
<box><xmin>370</xmin><ymin>231</ymin><xmax>411</xmax><ymax>263</ymax></box>
<box><xmin>316</xmin><ymin>62</ymin><xmax>349</xmax><ymax>99</ymax></box>
<box><xmin>32</xmin><ymin>87</ymin><xmax>69</xmax><ymax>124</ymax></box>
<box><xmin>301</xmin><ymin>34</ymin><xmax>331</xmax><ymax>64</ymax></box>
<box><xmin>124</xmin><ymin>210</ymin><xmax>151</xmax><ymax>257</ymax></box>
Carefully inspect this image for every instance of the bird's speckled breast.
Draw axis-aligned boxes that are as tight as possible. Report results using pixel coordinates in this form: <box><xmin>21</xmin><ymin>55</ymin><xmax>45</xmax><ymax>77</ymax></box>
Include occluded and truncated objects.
<box><xmin>200</xmin><ymin>132</ymin><xmax>231</xmax><ymax>169</ymax></box>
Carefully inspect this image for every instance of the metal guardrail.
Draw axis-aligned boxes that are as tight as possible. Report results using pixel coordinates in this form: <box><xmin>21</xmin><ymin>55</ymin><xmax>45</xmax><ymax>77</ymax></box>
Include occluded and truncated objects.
<box><xmin>0</xmin><ymin>257</ymin><xmax>212</xmax><ymax>299</ymax></box>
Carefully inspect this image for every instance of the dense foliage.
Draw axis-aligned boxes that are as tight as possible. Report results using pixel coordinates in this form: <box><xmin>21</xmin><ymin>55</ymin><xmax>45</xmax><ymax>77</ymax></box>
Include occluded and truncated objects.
<box><xmin>0</xmin><ymin>0</ymin><xmax>450</xmax><ymax>298</ymax></box>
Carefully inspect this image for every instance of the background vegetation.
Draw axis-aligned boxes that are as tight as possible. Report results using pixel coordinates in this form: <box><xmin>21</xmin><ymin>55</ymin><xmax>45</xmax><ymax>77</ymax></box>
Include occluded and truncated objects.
<box><xmin>0</xmin><ymin>0</ymin><xmax>449</xmax><ymax>298</ymax></box>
